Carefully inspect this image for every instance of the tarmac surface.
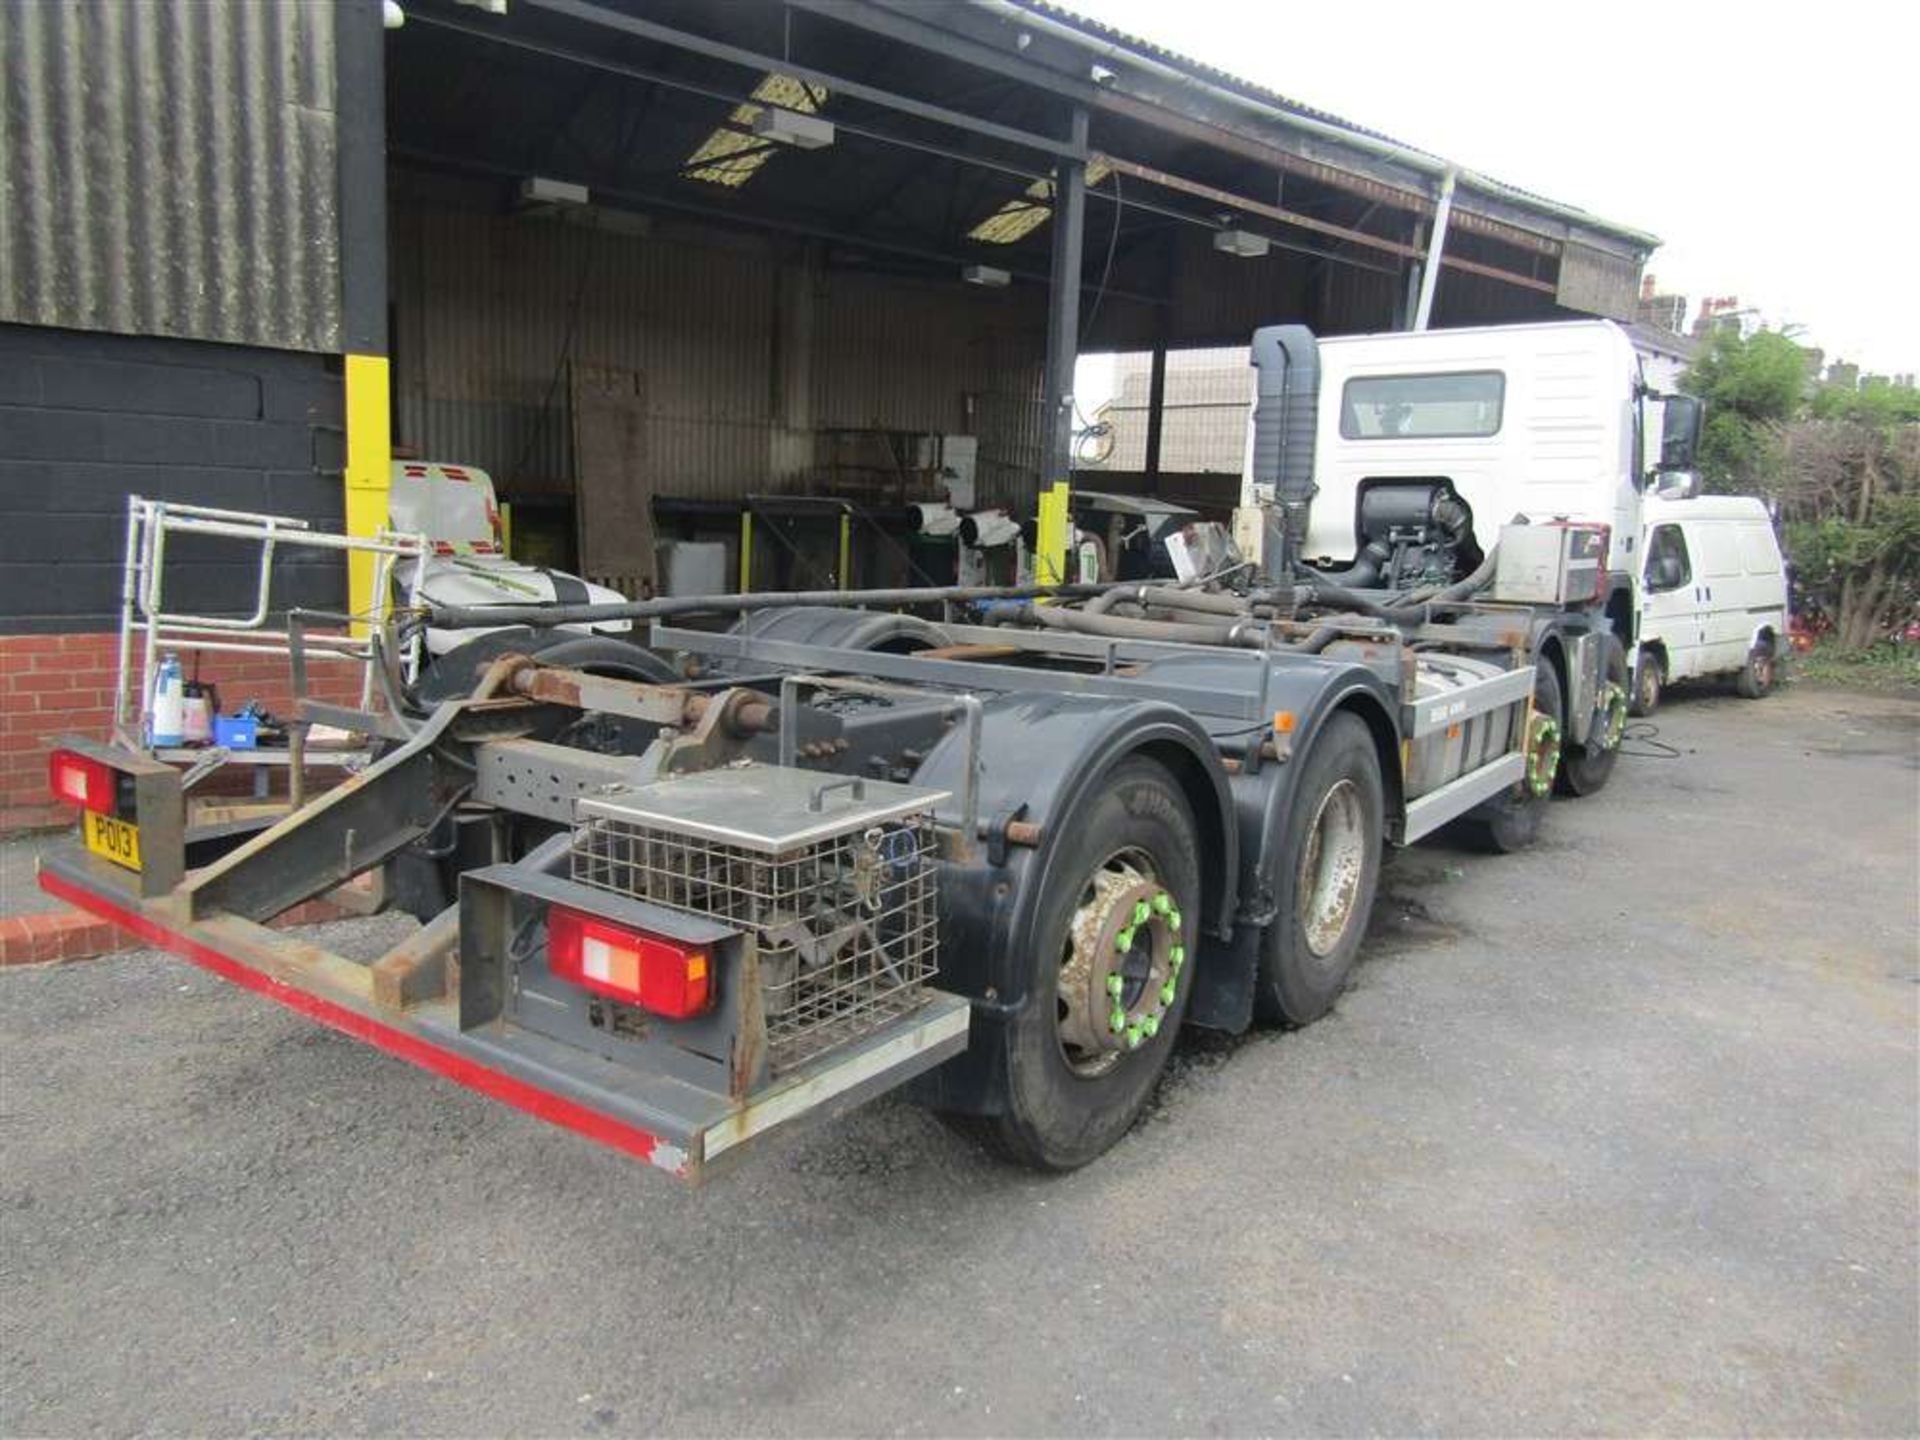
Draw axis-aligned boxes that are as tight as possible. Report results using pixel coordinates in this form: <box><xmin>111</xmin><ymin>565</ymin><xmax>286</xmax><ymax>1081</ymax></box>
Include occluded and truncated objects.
<box><xmin>2</xmin><ymin>681</ymin><xmax>1915</xmax><ymax>1436</ymax></box>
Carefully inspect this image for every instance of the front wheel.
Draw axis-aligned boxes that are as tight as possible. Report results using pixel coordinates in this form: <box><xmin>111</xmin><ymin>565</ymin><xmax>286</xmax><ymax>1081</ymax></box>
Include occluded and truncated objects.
<box><xmin>1630</xmin><ymin>646</ymin><xmax>1663</xmax><ymax>717</ymax></box>
<box><xmin>968</xmin><ymin>755</ymin><xmax>1200</xmax><ymax>1171</ymax></box>
<box><xmin>1735</xmin><ymin>638</ymin><xmax>1777</xmax><ymax>698</ymax></box>
<box><xmin>1254</xmin><ymin>714</ymin><xmax>1385</xmax><ymax>1026</ymax></box>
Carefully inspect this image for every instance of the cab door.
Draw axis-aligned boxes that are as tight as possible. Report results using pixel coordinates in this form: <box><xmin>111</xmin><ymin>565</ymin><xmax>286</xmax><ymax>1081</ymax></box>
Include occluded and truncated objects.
<box><xmin>1641</xmin><ymin>523</ymin><xmax>1703</xmax><ymax>678</ymax></box>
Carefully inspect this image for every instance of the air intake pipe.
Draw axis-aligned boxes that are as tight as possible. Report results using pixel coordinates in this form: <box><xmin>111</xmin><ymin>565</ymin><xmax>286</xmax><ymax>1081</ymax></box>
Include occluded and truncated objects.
<box><xmin>1248</xmin><ymin>324</ymin><xmax>1321</xmax><ymax>584</ymax></box>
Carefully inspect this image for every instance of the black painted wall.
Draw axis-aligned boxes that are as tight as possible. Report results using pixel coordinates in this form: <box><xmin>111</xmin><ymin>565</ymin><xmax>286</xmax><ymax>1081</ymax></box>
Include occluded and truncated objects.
<box><xmin>0</xmin><ymin>324</ymin><xmax>346</xmax><ymax>634</ymax></box>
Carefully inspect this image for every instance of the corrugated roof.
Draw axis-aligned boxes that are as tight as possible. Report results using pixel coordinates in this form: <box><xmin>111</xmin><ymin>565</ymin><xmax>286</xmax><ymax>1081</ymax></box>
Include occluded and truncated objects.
<box><xmin>1014</xmin><ymin>0</ymin><xmax>1424</xmax><ymax>151</ymax></box>
<box><xmin>1007</xmin><ymin>0</ymin><xmax>1656</xmax><ymax>247</ymax></box>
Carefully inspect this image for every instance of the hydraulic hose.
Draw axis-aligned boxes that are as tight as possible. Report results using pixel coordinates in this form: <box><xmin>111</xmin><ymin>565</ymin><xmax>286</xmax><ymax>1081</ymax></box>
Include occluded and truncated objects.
<box><xmin>1006</xmin><ymin>603</ymin><xmax>1269</xmax><ymax>649</ymax></box>
<box><xmin>1104</xmin><ymin>584</ymin><xmax>1259</xmax><ymax>619</ymax></box>
<box><xmin>427</xmin><ymin>579</ymin><xmax>1126</xmax><ymax>630</ymax></box>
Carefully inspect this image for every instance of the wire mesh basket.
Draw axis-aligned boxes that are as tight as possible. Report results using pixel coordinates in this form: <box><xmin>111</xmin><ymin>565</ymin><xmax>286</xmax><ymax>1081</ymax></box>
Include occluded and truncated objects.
<box><xmin>570</xmin><ymin>770</ymin><xmax>944</xmax><ymax>1072</ymax></box>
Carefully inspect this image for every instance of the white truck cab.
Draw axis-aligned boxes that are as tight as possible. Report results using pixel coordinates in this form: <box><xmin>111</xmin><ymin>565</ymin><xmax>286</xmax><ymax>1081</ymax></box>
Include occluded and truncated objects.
<box><xmin>1241</xmin><ymin>318</ymin><xmax>1704</xmax><ymax>648</ymax></box>
<box><xmin>1633</xmin><ymin>493</ymin><xmax>1787</xmax><ymax>712</ymax></box>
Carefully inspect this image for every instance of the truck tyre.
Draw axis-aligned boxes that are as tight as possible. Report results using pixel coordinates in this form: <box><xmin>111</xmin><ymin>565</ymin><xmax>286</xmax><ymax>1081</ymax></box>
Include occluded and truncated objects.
<box><xmin>969</xmin><ymin>755</ymin><xmax>1200</xmax><ymax>1171</ymax></box>
<box><xmin>1254</xmin><ymin>713</ymin><xmax>1384</xmax><ymax>1027</ymax></box>
<box><xmin>1630</xmin><ymin>646</ymin><xmax>1663</xmax><ymax>717</ymax></box>
<box><xmin>1466</xmin><ymin>658</ymin><xmax>1562</xmax><ymax>854</ymax></box>
<box><xmin>1735</xmin><ymin>637</ymin><xmax>1777</xmax><ymax>698</ymax></box>
<box><xmin>1557</xmin><ymin>633</ymin><xmax>1628</xmax><ymax>797</ymax></box>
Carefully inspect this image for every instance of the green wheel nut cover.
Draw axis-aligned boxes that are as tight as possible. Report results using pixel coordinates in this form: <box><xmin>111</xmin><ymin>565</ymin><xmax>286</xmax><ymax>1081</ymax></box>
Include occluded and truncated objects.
<box><xmin>1159</xmin><ymin>980</ymin><xmax>1176</xmax><ymax>1005</ymax></box>
<box><xmin>1141</xmin><ymin>1013</ymin><xmax>1159</xmax><ymax>1038</ymax></box>
<box><xmin>1168</xmin><ymin>909</ymin><xmax>1183</xmax><ymax>931</ymax></box>
<box><xmin>1133</xmin><ymin>900</ymin><xmax>1152</xmax><ymax>926</ymax></box>
<box><xmin>1169</xmin><ymin>944</ymin><xmax>1186</xmax><ymax>970</ymax></box>
<box><xmin>1152</xmin><ymin>892</ymin><xmax>1172</xmax><ymax>915</ymax></box>
<box><xmin>1115</xmin><ymin>926</ymin><xmax>1136</xmax><ymax>953</ymax></box>
<box><xmin>1126</xmin><ymin>1024</ymin><xmax>1144</xmax><ymax>1048</ymax></box>
<box><xmin>1110</xmin><ymin>1005</ymin><xmax>1126</xmax><ymax>1033</ymax></box>
<box><xmin>1107</xmin><ymin>973</ymin><xmax>1125</xmax><ymax>998</ymax></box>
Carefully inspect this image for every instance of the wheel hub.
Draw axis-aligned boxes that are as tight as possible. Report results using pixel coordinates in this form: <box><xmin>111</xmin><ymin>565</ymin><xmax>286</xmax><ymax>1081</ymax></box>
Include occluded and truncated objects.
<box><xmin>1524</xmin><ymin>711</ymin><xmax>1561</xmax><ymax>797</ymax></box>
<box><xmin>1057</xmin><ymin>861</ymin><xmax>1184</xmax><ymax>1068</ymax></box>
<box><xmin>1297</xmin><ymin>779</ymin><xmax>1367</xmax><ymax>957</ymax></box>
<box><xmin>1596</xmin><ymin>681</ymin><xmax>1628</xmax><ymax>750</ymax></box>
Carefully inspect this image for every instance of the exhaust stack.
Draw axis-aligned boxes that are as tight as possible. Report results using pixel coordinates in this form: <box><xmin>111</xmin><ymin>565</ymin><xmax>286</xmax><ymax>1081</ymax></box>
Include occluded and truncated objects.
<box><xmin>1248</xmin><ymin>324</ymin><xmax>1321</xmax><ymax>582</ymax></box>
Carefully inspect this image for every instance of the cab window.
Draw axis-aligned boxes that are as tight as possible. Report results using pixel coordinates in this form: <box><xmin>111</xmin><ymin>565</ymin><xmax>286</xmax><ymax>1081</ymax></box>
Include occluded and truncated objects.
<box><xmin>1339</xmin><ymin>371</ymin><xmax>1505</xmax><ymax>439</ymax></box>
<box><xmin>1645</xmin><ymin>525</ymin><xmax>1691</xmax><ymax>593</ymax></box>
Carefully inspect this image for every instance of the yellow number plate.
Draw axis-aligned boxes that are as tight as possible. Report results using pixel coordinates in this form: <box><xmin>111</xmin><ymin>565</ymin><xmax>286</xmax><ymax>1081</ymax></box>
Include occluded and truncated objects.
<box><xmin>82</xmin><ymin>810</ymin><xmax>142</xmax><ymax>872</ymax></box>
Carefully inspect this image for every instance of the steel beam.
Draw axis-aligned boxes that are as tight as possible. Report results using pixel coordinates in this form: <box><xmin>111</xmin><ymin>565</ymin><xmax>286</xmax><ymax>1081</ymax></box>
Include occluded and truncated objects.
<box><xmin>517</xmin><ymin>0</ymin><xmax>1086</xmax><ymax>160</ymax></box>
<box><xmin>651</xmin><ymin>623</ymin><xmax>1278</xmax><ymax>723</ymax></box>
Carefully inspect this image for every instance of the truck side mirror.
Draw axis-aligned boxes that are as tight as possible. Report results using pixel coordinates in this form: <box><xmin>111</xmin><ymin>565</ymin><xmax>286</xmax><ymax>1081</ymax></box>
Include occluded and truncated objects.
<box><xmin>1660</xmin><ymin>395</ymin><xmax>1704</xmax><ymax>472</ymax></box>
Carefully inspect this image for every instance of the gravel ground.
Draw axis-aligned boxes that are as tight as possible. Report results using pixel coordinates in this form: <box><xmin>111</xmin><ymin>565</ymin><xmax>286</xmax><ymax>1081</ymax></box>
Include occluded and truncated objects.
<box><xmin>0</xmin><ymin>832</ymin><xmax>75</xmax><ymax>918</ymax></box>
<box><xmin>2</xmin><ymin>683</ymin><xmax>1914</xmax><ymax>1437</ymax></box>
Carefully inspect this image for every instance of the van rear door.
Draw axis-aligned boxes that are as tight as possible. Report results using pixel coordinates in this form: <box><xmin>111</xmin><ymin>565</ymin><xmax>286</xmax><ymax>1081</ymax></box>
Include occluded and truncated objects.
<box><xmin>1690</xmin><ymin>521</ymin><xmax>1752</xmax><ymax>669</ymax></box>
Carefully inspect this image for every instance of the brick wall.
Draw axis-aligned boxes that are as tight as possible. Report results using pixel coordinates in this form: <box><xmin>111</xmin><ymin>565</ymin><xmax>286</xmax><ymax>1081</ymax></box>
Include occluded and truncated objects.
<box><xmin>1</xmin><ymin>631</ymin><xmax>363</xmax><ymax>833</ymax></box>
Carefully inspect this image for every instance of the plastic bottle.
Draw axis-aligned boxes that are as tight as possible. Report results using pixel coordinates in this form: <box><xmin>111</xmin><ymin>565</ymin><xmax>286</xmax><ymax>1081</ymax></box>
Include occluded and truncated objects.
<box><xmin>151</xmin><ymin>652</ymin><xmax>186</xmax><ymax>748</ymax></box>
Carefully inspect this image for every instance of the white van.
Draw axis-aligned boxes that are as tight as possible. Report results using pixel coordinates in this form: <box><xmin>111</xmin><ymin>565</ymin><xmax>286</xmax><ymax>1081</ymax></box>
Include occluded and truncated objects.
<box><xmin>1633</xmin><ymin>494</ymin><xmax>1788</xmax><ymax>713</ymax></box>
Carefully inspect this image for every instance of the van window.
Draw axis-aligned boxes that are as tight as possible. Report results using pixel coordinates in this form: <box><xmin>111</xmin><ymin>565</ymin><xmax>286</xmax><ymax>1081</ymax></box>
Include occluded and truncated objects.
<box><xmin>1692</xmin><ymin>524</ymin><xmax>1742</xmax><ymax>578</ymax></box>
<box><xmin>1645</xmin><ymin>524</ymin><xmax>1691</xmax><ymax>593</ymax></box>
<box><xmin>1340</xmin><ymin>371</ymin><xmax>1505</xmax><ymax>439</ymax></box>
<box><xmin>1737</xmin><ymin>523</ymin><xmax>1781</xmax><ymax>574</ymax></box>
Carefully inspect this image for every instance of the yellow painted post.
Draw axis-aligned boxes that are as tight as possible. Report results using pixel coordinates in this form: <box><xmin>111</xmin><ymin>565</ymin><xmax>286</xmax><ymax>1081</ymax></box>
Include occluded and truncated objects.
<box><xmin>838</xmin><ymin>508</ymin><xmax>852</xmax><ymax>591</ymax></box>
<box><xmin>497</xmin><ymin>501</ymin><xmax>513</xmax><ymax>559</ymax></box>
<box><xmin>738</xmin><ymin>509</ymin><xmax>754</xmax><ymax>593</ymax></box>
<box><xmin>1035</xmin><ymin>481</ymin><xmax>1071</xmax><ymax>597</ymax></box>
<box><xmin>343</xmin><ymin>354</ymin><xmax>392</xmax><ymax>634</ymax></box>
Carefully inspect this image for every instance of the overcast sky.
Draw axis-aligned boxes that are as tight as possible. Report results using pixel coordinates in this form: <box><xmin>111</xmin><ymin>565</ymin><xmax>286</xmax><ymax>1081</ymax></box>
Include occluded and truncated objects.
<box><xmin>1065</xmin><ymin>0</ymin><xmax>1917</xmax><ymax>377</ymax></box>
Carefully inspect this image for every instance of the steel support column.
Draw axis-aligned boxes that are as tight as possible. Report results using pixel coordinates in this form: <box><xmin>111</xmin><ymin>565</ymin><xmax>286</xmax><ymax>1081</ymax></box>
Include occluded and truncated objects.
<box><xmin>1412</xmin><ymin>170</ymin><xmax>1457</xmax><ymax>332</ymax></box>
<box><xmin>1042</xmin><ymin>107</ymin><xmax>1089</xmax><ymax>493</ymax></box>
<box><xmin>336</xmin><ymin>0</ymin><xmax>390</xmax><ymax>628</ymax></box>
<box><xmin>1143</xmin><ymin>344</ymin><xmax>1167</xmax><ymax>481</ymax></box>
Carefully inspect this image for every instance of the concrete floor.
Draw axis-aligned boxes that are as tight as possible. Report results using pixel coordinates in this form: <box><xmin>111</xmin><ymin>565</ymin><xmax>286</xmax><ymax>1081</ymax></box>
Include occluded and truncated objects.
<box><xmin>2</xmin><ymin>683</ymin><xmax>1914</xmax><ymax>1436</ymax></box>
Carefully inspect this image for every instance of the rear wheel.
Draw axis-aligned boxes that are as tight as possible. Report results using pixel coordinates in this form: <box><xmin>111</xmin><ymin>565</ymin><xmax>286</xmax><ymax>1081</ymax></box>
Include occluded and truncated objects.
<box><xmin>1735</xmin><ymin>637</ymin><xmax>1777</xmax><ymax>698</ymax></box>
<box><xmin>1254</xmin><ymin>714</ymin><xmax>1384</xmax><ymax>1026</ymax></box>
<box><xmin>1558</xmin><ymin>633</ymin><xmax>1629</xmax><ymax>797</ymax></box>
<box><xmin>1467</xmin><ymin>657</ymin><xmax>1562</xmax><ymax>854</ymax></box>
<box><xmin>971</xmin><ymin>756</ymin><xmax>1199</xmax><ymax>1171</ymax></box>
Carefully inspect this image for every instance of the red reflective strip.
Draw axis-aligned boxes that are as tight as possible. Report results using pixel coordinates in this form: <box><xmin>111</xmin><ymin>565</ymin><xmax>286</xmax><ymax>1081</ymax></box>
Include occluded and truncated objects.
<box><xmin>443</xmin><ymin>467</ymin><xmax>471</xmax><ymax>481</ymax></box>
<box><xmin>35</xmin><ymin>870</ymin><xmax>672</xmax><ymax>1169</ymax></box>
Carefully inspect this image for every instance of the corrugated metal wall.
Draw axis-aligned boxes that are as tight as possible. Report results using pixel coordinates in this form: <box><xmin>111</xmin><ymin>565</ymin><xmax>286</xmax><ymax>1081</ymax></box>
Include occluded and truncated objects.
<box><xmin>1164</xmin><ymin>228</ymin><xmax>1314</xmax><ymax>345</ymax></box>
<box><xmin>812</xmin><ymin>270</ymin><xmax>1046</xmax><ymax>506</ymax></box>
<box><xmin>0</xmin><ymin>0</ymin><xmax>342</xmax><ymax>353</ymax></box>
<box><xmin>390</xmin><ymin>183</ymin><xmax>1050</xmax><ymax>511</ymax></box>
<box><xmin>391</xmin><ymin>196</ymin><xmax>776</xmax><ymax>496</ymax></box>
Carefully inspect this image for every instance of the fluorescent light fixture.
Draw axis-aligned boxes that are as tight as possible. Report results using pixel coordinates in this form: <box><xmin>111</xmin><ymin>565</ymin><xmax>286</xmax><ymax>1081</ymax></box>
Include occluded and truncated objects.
<box><xmin>1213</xmin><ymin>228</ymin><xmax>1270</xmax><ymax>258</ymax></box>
<box><xmin>968</xmin><ymin>158</ymin><xmax>1114</xmax><ymax>245</ymax></box>
<box><xmin>962</xmin><ymin>264</ymin><xmax>1011</xmax><ymax>288</ymax></box>
<box><xmin>685</xmin><ymin>74</ymin><xmax>829</xmax><ymax>188</ymax></box>
<box><xmin>752</xmin><ymin>107</ymin><xmax>834</xmax><ymax>150</ymax></box>
<box><xmin>520</xmin><ymin>176</ymin><xmax>589</xmax><ymax>207</ymax></box>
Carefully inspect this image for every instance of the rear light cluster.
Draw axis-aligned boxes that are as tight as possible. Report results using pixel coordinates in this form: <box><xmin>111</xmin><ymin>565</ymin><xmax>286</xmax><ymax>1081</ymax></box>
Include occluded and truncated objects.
<box><xmin>48</xmin><ymin>750</ymin><xmax>116</xmax><ymax>813</ymax></box>
<box><xmin>546</xmin><ymin>906</ymin><xmax>712</xmax><ymax>1020</ymax></box>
